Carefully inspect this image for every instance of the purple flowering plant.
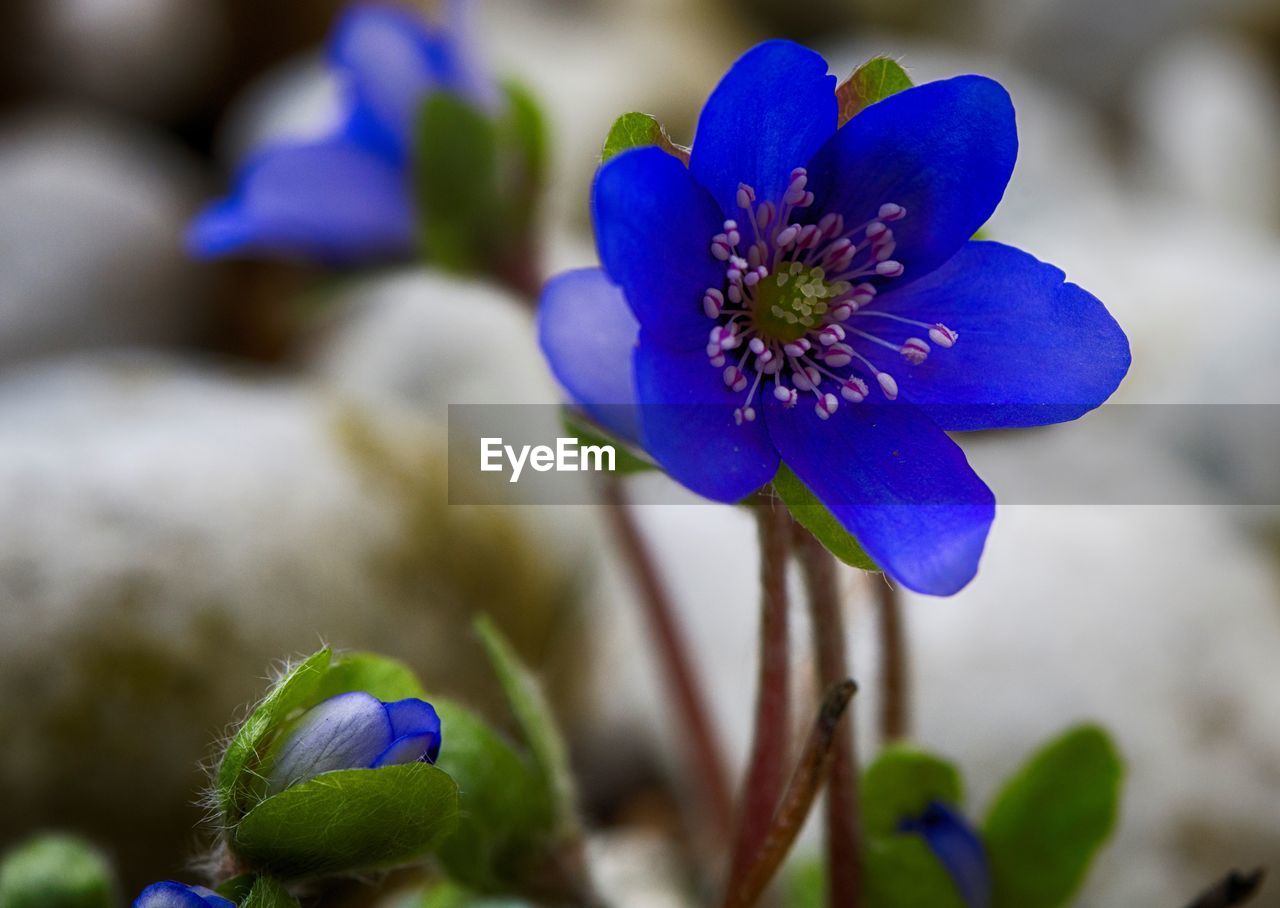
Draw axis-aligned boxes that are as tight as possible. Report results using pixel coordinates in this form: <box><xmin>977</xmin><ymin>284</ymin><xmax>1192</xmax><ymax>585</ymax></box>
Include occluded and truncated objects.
<box><xmin>540</xmin><ymin>41</ymin><xmax>1130</xmax><ymax>596</ymax></box>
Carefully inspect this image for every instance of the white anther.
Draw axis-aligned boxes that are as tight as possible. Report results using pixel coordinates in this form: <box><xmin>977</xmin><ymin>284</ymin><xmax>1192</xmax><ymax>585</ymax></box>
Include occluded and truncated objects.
<box><xmin>866</xmin><ymin>220</ymin><xmax>887</xmax><ymax>239</ymax></box>
<box><xmin>724</xmin><ymin>366</ymin><xmax>748</xmax><ymax>392</ymax></box>
<box><xmin>841</xmin><ymin>377</ymin><xmax>869</xmax><ymax>403</ymax></box>
<box><xmin>900</xmin><ymin>337</ymin><xmax>930</xmax><ymax>365</ymax></box>
<box><xmin>734</xmin><ymin>406</ymin><xmax>756</xmax><ymax>425</ymax></box>
<box><xmin>875</xmin><ymin>260</ymin><xmax>904</xmax><ymax>278</ymax></box>
<box><xmin>728</xmin><ymin>284</ymin><xmax>743</xmax><ymax>304</ymax></box>
<box><xmin>830</xmin><ymin>302</ymin><xmax>854</xmax><ymax>321</ymax></box>
<box><xmin>703</xmin><ymin>289</ymin><xmax>724</xmax><ymax>318</ymax></box>
<box><xmin>737</xmin><ymin>184</ymin><xmax>756</xmax><ymax>209</ymax></box>
<box><xmin>851</xmin><ymin>282</ymin><xmax>877</xmax><ymax>306</ymax></box>
<box><xmin>877</xmin><ymin>372</ymin><xmax>899</xmax><ymax>400</ymax></box>
<box><xmin>776</xmin><ymin>225</ymin><xmax>799</xmax><ymax>248</ymax></box>
<box><xmin>874</xmin><ymin>240</ymin><xmax>897</xmax><ymax>262</ymax></box>
<box><xmin>711</xmin><ymin>237</ymin><xmax>732</xmax><ymax>260</ymax></box>
<box><xmin>878</xmin><ymin>203</ymin><xmax>905</xmax><ymax>221</ymax></box>
<box><xmin>815</xmin><ymin>393</ymin><xmax>839</xmax><ymax>419</ymax></box>
<box><xmin>756</xmin><ymin>202</ymin><xmax>775</xmax><ymax>230</ymax></box>
<box><xmin>819</xmin><ymin>325</ymin><xmax>846</xmax><ymax>345</ymax></box>
<box><xmin>758</xmin><ymin>349</ymin><xmax>775</xmax><ymax>365</ymax></box>
<box><xmin>823</xmin><ymin>344</ymin><xmax>854</xmax><ymax>368</ymax></box>
<box><xmin>782</xmin><ymin>339</ymin><xmax>810</xmax><ymax>358</ymax></box>
<box><xmin>709</xmin><ymin>353</ymin><xmax>726</xmax><ymax>367</ymax></box>
<box><xmin>818</xmin><ymin>213</ymin><xmax>844</xmax><ymax>239</ymax></box>
<box><xmin>796</xmin><ymin>225</ymin><xmax>820</xmax><ymax>248</ymax></box>
<box><xmin>774</xmin><ymin>384</ymin><xmax>794</xmax><ymax>402</ymax></box>
<box><xmin>747</xmin><ymin>337</ymin><xmax>764</xmax><ymax>355</ymax></box>
<box><xmin>928</xmin><ymin>324</ymin><xmax>958</xmax><ymax>348</ymax></box>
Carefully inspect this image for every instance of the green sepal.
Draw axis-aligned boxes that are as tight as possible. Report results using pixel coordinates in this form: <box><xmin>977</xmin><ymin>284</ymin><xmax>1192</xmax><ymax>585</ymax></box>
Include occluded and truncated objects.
<box><xmin>861</xmin><ymin>746</ymin><xmax>968</xmax><ymax>908</ymax></box>
<box><xmin>241</xmin><ymin>876</ymin><xmax>300</xmax><ymax>908</ymax></box>
<box><xmin>773</xmin><ymin>465</ymin><xmax>879</xmax><ymax>571</ymax></box>
<box><xmin>413</xmin><ymin>82</ymin><xmax>548</xmax><ymax>278</ymax></box>
<box><xmin>984</xmin><ymin>724</ymin><xmax>1123</xmax><ymax>908</ymax></box>
<box><xmin>0</xmin><ymin>835</ymin><xmax>116</xmax><ymax>908</ymax></box>
<box><xmin>217</xmin><ymin>649</ymin><xmax>333</xmax><ymax>824</ymax></box>
<box><xmin>475</xmin><ymin>616</ymin><xmax>578</xmax><ymax>837</ymax></box>
<box><xmin>560</xmin><ymin>409</ymin><xmax>655</xmax><ymax>475</ymax></box>
<box><xmin>314</xmin><ymin>650</ymin><xmax>429</xmax><ymax>702</ymax></box>
<box><xmin>432</xmin><ymin>697</ymin><xmax>555</xmax><ymax>892</ymax></box>
<box><xmin>233</xmin><ymin>763</ymin><xmax>460</xmax><ymax>880</ymax></box>
<box><xmin>864</xmin><ymin>835</ymin><xmax>968</xmax><ymax>908</ymax></box>
<box><xmin>836</xmin><ymin>57</ymin><xmax>913</xmax><ymax>123</ymax></box>
<box><xmin>601</xmin><ymin>112</ymin><xmax>689</xmax><ymax>163</ymax></box>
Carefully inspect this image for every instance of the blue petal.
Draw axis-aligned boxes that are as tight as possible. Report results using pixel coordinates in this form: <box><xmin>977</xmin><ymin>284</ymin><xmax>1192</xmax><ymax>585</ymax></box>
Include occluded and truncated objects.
<box><xmin>134</xmin><ymin>883</ymin><xmax>233</xmax><ymax>908</ymax></box>
<box><xmin>384</xmin><ymin>698</ymin><xmax>442</xmax><ymax>763</ymax></box>
<box><xmin>265</xmin><ymin>691</ymin><xmax>394</xmax><ymax>795</ymax></box>
<box><xmin>874</xmin><ymin>241</ymin><xmax>1130</xmax><ymax>430</ymax></box>
<box><xmin>689</xmin><ymin>41</ymin><xmax>837</xmax><ymax>216</ymax></box>
<box><xmin>537</xmin><ymin>268</ymin><xmax>643</xmax><ymax>446</ymax></box>
<box><xmin>592</xmin><ymin>147</ymin><xmax>726</xmax><ymax>349</ymax></box>
<box><xmin>805</xmin><ymin>76</ymin><xmax>1017</xmax><ymax>288</ymax></box>
<box><xmin>764</xmin><ymin>399</ymin><xmax>993</xmax><ymax>595</ymax></box>
<box><xmin>901</xmin><ymin>801</ymin><xmax>992</xmax><ymax>908</ymax></box>
<box><xmin>187</xmin><ymin>135</ymin><xmax>414</xmax><ymax>265</ymax></box>
<box><xmin>634</xmin><ymin>334</ymin><xmax>779</xmax><ymax>502</ymax></box>
<box><xmin>329</xmin><ymin>3</ymin><xmax>467</xmax><ymax>160</ymax></box>
<box><xmin>372</xmin><ymin>732</ymin><xmax>437</xmax><ymax>767</ymax></box>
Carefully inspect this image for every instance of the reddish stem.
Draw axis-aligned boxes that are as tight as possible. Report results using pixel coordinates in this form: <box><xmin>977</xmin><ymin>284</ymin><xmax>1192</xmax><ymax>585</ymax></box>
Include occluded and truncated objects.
<box><xmin>726</xmin><ymin>500</ymin><xmax>793</xmax><ymax>889</ymax></box>
<box><xmin>873</xmin><ymin>575</ymin><xmax>910</xmax><ymax>743</ymax></box>
<box><xmin>599</xmin><ymin>476</ymin><xmax>735</xmax><ymax>840</ymax></box>
<box><xmin>796</xmin><ymin>529</ymin><xmax>862</xmax><ymax>908</ymax></box>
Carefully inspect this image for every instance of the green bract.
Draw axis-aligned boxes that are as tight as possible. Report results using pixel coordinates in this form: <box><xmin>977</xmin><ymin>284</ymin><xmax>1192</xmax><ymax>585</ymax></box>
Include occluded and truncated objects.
<box><xmin>984</xmin><ymin>725</ymin><xmax>1123</xmax><ymax>908</ymax></box>
<box><xmin>601</xmin><ymin>112</ymin><xmax>689</xmax><ymax>163</ymax></box>
<box><xmin>0</xmin><ymin>835</ymin><xmax>115</xmax><ymax>908</ymax></box>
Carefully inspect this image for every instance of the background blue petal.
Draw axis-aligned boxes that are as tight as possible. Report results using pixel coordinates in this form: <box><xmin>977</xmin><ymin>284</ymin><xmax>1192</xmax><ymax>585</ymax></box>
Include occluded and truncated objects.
<box><xmin>805</xmin><ymin>76</ymin><xmax>1016</xmax><ymax>288</ymax></box>
<box><xmin>186</xmin><ymin>136</ymin><xmax>415</xmax><ymax>265</ymax></box>
<box><xmin>329</xmin><ymin>3</ymin><xmax>467</xmax><ymax>160</ymax></box>
<box><xmin>689</xmin><ymin>40</ymin><xmax>837</xmax><ymax>216</ymax></box>
<box><xmin>592</xmin><ymin>147</ymin><xmax>726</xmax><ymax>349</ymax></box>
<box><xmin>765</xmin><ymin>398</ymin><xmax>994</xmax><ymax>595</ymax></box>
<box><xmin>134</xmin><ymin>882</ymin><xmax>232</xmax><ymax>908</ymax></box>
<box><xmin>634</xmin><ymin>334</ymin><xmax>779</xmax><ymax>502</ymax></box>
<box><xmin>537</xmin><ymin>268</ymin><xmax>643</xmax><ymax>446</ymax></box>
<box><xmin>880</xmin><ymin>241</ymin><xmax>1131</xmax><ymax>430</ymax></box>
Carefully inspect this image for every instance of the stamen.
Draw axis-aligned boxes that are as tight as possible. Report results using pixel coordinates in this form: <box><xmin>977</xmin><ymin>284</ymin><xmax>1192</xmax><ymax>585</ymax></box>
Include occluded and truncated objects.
<box><xmin>900</xmin><ymin>337</ymin><xmax>930</xmax><ymax>365</ymax></box>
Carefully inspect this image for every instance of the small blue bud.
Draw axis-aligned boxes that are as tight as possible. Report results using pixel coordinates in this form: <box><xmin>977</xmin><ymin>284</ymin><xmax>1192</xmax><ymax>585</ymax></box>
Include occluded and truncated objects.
<box><xmin>900</xmin><ymin>800</ymin><xmax>991</xmax><ymax>908</ymax></box>
<box><xmin>266</xmin><ymin>692</ymin><xmax>442</xmax><ymax>796</ymax></box>
<box><xmin>133</xmin><ymin>882</ymin><xmax>234</xmax><ymax>908</ymax></box>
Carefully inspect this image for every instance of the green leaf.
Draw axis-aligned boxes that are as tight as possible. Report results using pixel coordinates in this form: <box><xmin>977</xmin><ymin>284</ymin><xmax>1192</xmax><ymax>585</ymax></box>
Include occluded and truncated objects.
<box><xmin>984</xmin><ymin>724</ymin><xmax>1123</xmax><ymax>908</ymax></box>
<box><xmin>862</xmin><ymin>745</ymin><xmax>963</xmax><ymax>837</ymax></box>
<box><xmin>837</xmin><ymin>57</ymin><xmax>913</xmax><ymax>123</ymax></box>
<box><xmin>315</xmin><ymin>651</ymin><xmax>428</xmax><ymax>703</ymax></box>
<box><xmin>218</xmin><ymin>649</ymin><xmax>332</xmax><ymax>823</ymax></box>
<box><xmin>560</xmin><ymin>409</ymin><xmax>655</xmax><ymax>475</ymax></box>
<box><xmin>233</xmin><ymin>762</ymin><xmax>459</xmax><ymax>879</ymax></box>
<box><xmin>474</xmin><ymin>616</ymin><xmax>577</xmax><ymax>834</ymax></box>
<box><xmin>773</xmin><ymin>465</ymin><xmax>879</xmax><ymax>571</ymax></box>
<box><xmin>601</xmin><ymin>112</ymin><xmax>689</xmax><ymax>163</ymax></box>
<box><xmin>242</xmin><ymin>876</ymin><xmax>300</xmax><ymax>908</ymax></box>
<box><xmin>499</xmin><ymin>80</ymin><xmax>549</xmax><ymax>220</ymax></box>
<box><xmin>214</xmin><ymin>875</ymin><xmax>257</xmax><ymax>901</ymax></box>
<box><xmin>864</xmin><ymin>836</ymin><xmax>968</xmax><ymax>908</ymax></box>
<box><xmin>432</xmin><ymin>698</ymin><xmax>554</xmax><ymax>892</ymax></box>
<box><xmin>415</xmin><ymin>881</ymin><xmax>536</xmax><ymax>908</ymax></box>
<box><xmin>785</xmin><ymin>857</ymin><xmax>825</xmax><ymax>908</ymax></box>
<box><xmin>0</xmin><ymin>835</ymin><xmax>115</xmax><ymax>908</ymax></box>
<box><xmin>416</xmin><ymin>92</ymin><xmax>501</xmax><ymax>272</ymax></box>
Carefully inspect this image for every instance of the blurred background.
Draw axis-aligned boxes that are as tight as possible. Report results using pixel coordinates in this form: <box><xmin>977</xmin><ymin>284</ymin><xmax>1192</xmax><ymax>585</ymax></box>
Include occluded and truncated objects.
<box><xmin>0</xmin><ymin>0</ymin><xmax>1278</xmax><ymax>903</ymax></box>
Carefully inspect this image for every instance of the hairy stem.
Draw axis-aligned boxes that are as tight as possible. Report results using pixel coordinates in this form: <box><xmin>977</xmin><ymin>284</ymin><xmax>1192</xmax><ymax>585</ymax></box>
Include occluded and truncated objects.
<box><xmin>795</xmin><ymin>529</ymin><xmax>862</xmax><ymax>908</ymax></box>
<box><xmin>873</xmin><ymin>575</ymin><xmax>910</xmax><ymax>743</ymax></box>
<box><xmin>726</xmin><ymin>500</ymin><xmax>794</xmax><ymax>890</ymax></box>
<box><xmin>599</xmin><ymin>476</ymin><xmax>735</xmax><ymax>840</ymax></box>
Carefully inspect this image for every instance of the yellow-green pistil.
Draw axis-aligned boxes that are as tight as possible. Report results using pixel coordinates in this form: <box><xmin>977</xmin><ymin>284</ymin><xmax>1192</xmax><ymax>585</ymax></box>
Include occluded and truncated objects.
<box><xmin>751</xmin><ymin>263</ymin><xmax>853</xmax><ymax>343</ymax></box>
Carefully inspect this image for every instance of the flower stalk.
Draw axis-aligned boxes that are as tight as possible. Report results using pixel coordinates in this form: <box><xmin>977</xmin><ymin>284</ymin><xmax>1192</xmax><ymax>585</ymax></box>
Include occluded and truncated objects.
<box><xmin>726</xmin><ymin>500</ymin><xmax>794</xmax><ymax>889</ymax></box>
<box><xmin>599</xmin><ymin>476</ymin><xmax>735</xmax><ymax>841</ymax></box>
<box><xmin>795</xmin><ymin>528</ymin><xmax>863</xmax><ymax>908</ymax></box>
<box><xmin>873</xmin><ymin>576</ymin><xmax>910</xmax><ymax>742</ymax></box>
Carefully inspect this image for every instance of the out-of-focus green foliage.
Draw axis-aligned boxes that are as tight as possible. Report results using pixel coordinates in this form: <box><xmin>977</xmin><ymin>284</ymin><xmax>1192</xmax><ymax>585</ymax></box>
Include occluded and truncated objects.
<box><xmin>0</xmin><ymin>835</ymin><xmax>116</xmax><ymax>908</ymax></box>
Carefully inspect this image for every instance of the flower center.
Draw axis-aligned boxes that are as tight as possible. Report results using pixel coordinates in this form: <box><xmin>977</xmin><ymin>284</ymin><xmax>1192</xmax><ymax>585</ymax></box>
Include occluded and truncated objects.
<box><xmin>702</xmin><ymin>167</ymin><xmax>958</xmax><ymax>424</ymax></box>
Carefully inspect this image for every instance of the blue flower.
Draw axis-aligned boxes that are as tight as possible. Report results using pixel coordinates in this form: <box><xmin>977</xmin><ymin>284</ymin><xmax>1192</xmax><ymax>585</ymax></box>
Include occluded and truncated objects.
<box><xmin>188</xmin><ymin>1</ymin><xmax>492</xmax><ymax>265</ymax></box>
<box><xmin>266</xmin><ymin>691</ymin><xmax>442</xmax><ymax>796</ymax></box>
<box><xmin>134</xmin><ymin>882</ymin><xmax>235</xmax><ymax>908</ymax></box>
<box><xmin>900</xmin><ymin>801</ymin><xmax>991</xmax><ymax>908</ymax></box>
<box><xmin>539</xmin><ymin>41</ymin><xmax>1130</xmax><ymax>595</ymax></box>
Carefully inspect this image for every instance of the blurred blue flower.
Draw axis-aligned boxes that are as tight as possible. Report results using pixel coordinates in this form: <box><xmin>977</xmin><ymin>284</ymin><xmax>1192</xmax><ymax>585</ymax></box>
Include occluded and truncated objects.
<box><xmin>539</xmin><ymin>41</ymin><xmax>1130</xmax><ymax>595</ymax></box>
<box><xmin>134</xmin><ymin>882</ymin><xmax>235</xmax><ymax>908</ymax></box>
<box><xmin>266</xmin><ymin>691</ymin><xmax>442</xmax><ymax>795</ymax></box>
<box><xmin>900</xmin><ymin>801</ymin><xmax>991</xmax><ymax>908</ymax></box>
<box><xmin>188</xmin><ymin>1</ymin><xmax>492</xmax><ymax>264</ymax></box>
